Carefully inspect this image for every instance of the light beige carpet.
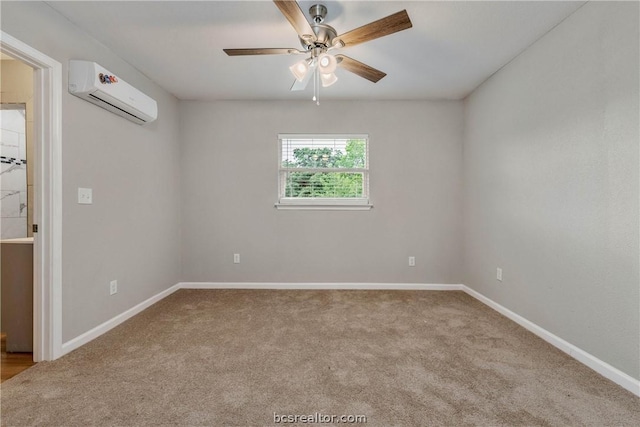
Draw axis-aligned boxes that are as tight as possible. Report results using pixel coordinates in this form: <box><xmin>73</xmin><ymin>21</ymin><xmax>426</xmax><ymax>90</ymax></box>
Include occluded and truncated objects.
<box><xmin>1</xmin><ymin>289</ymin><xmax>639</xmax><ymax>426</ymax></box>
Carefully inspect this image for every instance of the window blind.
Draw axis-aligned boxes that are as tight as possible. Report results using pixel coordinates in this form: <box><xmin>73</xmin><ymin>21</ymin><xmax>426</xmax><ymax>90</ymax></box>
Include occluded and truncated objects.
<box><xmin>278</xmin><ymin>134</ymin><xmax>369</xmax><ymax>204</ymax></box>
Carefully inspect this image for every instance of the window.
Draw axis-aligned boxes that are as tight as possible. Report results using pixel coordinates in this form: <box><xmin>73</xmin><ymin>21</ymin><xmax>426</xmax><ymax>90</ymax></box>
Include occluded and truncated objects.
<box><xmin>276</xmin><ymin>134</ymin><xmax>371</xmax><ymax>210</ymax></box>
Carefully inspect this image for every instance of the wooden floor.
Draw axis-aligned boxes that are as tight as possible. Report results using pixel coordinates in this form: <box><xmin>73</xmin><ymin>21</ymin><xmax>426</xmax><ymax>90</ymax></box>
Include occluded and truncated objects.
<box><xmin>1</xmin><ymin>333</ymin><xmax>36</xmax><ymax>383</ymax></box>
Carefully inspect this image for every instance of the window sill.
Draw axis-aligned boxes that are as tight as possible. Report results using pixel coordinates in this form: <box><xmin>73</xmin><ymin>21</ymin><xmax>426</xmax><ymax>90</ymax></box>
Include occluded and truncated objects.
<box><xmin>275</xmin><ymin>201</ymin><xmax>373</xmax><ymax>211</ymax></box>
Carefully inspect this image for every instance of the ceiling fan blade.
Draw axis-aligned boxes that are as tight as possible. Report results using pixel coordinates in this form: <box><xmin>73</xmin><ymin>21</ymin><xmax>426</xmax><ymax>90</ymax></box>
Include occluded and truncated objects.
<box><xmin>333</xmin><ymin>10</ymin><xmax>412</xmax><ymax>48</ymax></box>
<box><xmin>335</xmin><ymin>55</ymin><xmax>386</xmax><ymax>83</ymax></box>
<box><xmin>273</xmin><ymin>0</ymin><xmax>317</xmax><ymax>42</ymax></box>
<box><xmin>290</xmin><ymin>63</ymin><xmax>317</xmax><ymax>91</ymax></box>
<box><xmin>224</xmin><ymin>48</ymin><xmax>302</xmax><ymax>56</ymax></box>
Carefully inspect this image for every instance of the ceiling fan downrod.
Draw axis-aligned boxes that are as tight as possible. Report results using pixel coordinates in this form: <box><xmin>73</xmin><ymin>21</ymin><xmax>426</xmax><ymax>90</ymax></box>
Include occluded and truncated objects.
<box><xmin>309</xmin><ymin>4</ymin><xmax>327</xmax><ymax>24</ymax></box>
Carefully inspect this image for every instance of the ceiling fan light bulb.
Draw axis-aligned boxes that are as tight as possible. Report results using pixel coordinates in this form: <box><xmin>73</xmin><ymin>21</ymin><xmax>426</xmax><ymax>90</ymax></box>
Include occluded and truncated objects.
<box><xmin>318</xmin><ymin>54</ymin><xmax>337</xmax><ymax>74</ymax></box>
<box><xmin>289</xmin><ymin>60</ymin><xmax>309</xmax><ymax>82</ymax></box>
<box><xmin>321</xmin><ymin>72</ymin><xmax>338</xmax><ymax>88</ymax></box>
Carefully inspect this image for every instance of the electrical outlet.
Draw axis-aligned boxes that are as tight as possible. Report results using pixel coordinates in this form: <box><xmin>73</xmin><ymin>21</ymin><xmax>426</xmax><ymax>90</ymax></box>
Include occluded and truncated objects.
<box><xmin>497</xmin><ymin>268</ymin><xmax>503</xmax><ymax>282</ymax></box>
<box><xmin>408</xmin><ymin>256</ymin><xmax>416</xmax><ymax>267</ymax></box>
<box><xmin>233</xmin><ymin>253</ymin><xmax>240</xmax><ymax>264</ymax></box>
<box><xmin>110</xmin><ymin>280</ymin><xmax>118</xmax><ymax>295</ymax></box>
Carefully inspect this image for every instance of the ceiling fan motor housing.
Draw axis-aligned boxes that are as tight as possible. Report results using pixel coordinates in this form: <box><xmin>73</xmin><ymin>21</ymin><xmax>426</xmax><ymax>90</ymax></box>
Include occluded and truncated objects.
<box><xmin>300</xmin><ymin>24</ymin><xmax>337</xmax><ymax>51</ymax></box>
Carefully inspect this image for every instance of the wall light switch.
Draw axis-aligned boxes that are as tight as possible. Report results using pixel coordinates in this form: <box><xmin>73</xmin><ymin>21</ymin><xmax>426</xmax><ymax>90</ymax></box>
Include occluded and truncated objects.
<box><xmin>233</xmin><ymin>253</ymin><xmax>240</xmax><ymax>264</ymax></box>
<box><xmin>78</xmin><ymin>187</ymin><xmax>93</xmax><ymax>204</ymax></box>
<box><xmin>408</xmin><ymin>256</ymin><xmax>416</xmax><ymax>267</ymax></box>
<box><xmin>497</xmin><ymin>268</ymin><xmax>503</xmax><ymax>282</ymax></box>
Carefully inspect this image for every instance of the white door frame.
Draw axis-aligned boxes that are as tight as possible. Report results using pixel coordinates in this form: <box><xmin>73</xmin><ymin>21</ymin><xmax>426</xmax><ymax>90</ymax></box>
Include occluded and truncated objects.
<box><xmin>1</xmin><ymin>31</ymin><xmax>62</xmax><ymax>361</ymax></box>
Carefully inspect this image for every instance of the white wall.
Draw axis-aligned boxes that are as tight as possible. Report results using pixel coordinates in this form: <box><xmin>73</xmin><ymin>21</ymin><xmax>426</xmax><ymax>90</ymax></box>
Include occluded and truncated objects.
<box><xmin>463</xmin><ymin>1</ymin><xmax>639</xmax><ymax>380</ymax></box>
<box><xmin>1</xmin><ymin>2</ymin><xmax>182</xmax><ymax>342</ymax></box>
<box><xmin>180</xmin><ymin>100</ymin><xmax>463</xmax><ymax>284</ymax></box>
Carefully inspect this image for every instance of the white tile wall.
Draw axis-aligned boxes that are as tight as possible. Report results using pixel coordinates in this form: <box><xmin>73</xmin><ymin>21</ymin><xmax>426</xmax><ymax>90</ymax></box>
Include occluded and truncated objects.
<box><xmin>0</xmin><ymin>109</ymin><xmax>27</xmax><ymax>239</ymax></box>
<box><xmin>1</xmin><ymin>163</ymin><xmax>27</xmax><ymax>192</ymax></box>
<box><xmin>1</xmin><ymin>217</ymin><xmax>27</xmax><ymax>239</ymax></box>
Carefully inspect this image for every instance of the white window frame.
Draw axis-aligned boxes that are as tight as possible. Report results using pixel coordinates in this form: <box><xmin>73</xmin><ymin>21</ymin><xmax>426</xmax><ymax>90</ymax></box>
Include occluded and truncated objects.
<box><xmin>276</xmin><ymin>134</ymin><xmax>372</xmax><ymax>210</ymax></box>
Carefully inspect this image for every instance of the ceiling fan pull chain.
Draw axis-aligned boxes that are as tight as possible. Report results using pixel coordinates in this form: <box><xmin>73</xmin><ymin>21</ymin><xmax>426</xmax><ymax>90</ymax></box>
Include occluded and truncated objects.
<box><xmin>312</xmin><ymin>66</ymin><xmax>317</xmax><ymax>103</ymax></box>
<box><xmin>316</xmin><ymin>68</ymin><xmax>320</xmax><ymax>106</ymax></box>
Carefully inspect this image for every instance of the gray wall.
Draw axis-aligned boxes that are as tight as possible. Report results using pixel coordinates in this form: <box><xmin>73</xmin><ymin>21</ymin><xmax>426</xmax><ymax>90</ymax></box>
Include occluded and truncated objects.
<box><xmin>180</xmin><ymin>100</ymin><xmax>463</xmax><ymax>284</ymax></box>
<box><xmin>463</xmin><ymin>1</ymin><xmax>639</xmax><ymax>380</ymax></box>
<box><xmin>1</xmin><ymin>2</ymin><xmax>182</xmax><ymax>342</ymax></box>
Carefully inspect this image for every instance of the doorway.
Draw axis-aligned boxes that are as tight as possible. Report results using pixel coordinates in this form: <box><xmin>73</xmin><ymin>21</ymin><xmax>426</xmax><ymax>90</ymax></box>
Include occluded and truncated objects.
<box><xmin>1</xmin><ymin>101</ymin><xmax>36</xmax><ymax>381</ymax></box>
<box><xmin>0</xmin><ymin>31</ymin><xmax>62</xmax><ymax>363</ymax></box>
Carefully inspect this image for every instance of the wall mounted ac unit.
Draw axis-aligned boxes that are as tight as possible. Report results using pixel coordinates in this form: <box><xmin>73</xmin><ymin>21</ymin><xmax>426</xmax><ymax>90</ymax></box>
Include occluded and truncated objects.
<box><xmin>68</xmin><ymin>60</ymin><xmax>157</xmax><ymax>125</ymax></box>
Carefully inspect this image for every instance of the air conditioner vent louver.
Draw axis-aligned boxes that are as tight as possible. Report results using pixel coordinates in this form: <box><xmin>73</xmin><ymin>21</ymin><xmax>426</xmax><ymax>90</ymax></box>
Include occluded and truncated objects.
<box><xmin>88</xmin><ymin>93</ymin><xmax>147</xmax><ymax>123</ymax></box>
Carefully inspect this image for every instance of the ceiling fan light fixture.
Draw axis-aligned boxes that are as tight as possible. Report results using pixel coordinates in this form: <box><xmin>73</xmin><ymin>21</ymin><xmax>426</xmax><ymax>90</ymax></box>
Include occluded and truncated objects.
<box><xmin>224</xmin><ymin>2</ymin><xmax>412</xmax><ymax>102</ymax></box>
<box><xmin>289</xmin><ymin>59</ymin><xmax>310</xmax><ymax>82</ymax></box>
<box><xmin>321</xmin><ymin>72</ymin><xmax>338</xmax><ymax>88</ymax></box>
<box><xmin>318</xmin><ymin>53</ymin><xmax>337</xmax><ymax>74</ymax></box>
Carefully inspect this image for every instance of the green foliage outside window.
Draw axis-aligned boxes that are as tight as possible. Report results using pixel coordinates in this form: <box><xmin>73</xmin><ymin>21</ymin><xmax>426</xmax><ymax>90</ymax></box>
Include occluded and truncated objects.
<box><xmin>283</xmin><ymin>139</ymin><xmax>366</xmax><ymax>198</ymax></box>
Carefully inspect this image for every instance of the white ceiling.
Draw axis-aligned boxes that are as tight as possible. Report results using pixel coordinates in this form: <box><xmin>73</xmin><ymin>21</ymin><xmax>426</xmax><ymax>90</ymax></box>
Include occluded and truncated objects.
<box><xmin>46</xmin><ymin>1</ymin><xmax>586</xmax><ymax>101</ymax></box>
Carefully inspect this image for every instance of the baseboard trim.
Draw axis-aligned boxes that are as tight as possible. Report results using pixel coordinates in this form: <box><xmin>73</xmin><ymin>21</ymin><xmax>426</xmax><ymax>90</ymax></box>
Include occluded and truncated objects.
<box><xmin>60</xmin><ymin>282</ymin><xmax>460</xmax><ymax>355</ymax></box>
<box><xmin>59</xmin><ymin>281</ymin><xmax>639</xmax><ymax>397</ymax></box>
<box><xmin>60</xmin><ymin>283</ymin><xmax>181</xmax><ymax>355</ymax></box>
<box><xmin>462</xmin><ymin>285</ymin><xmax>640</xmax><ymax>397</ymax></box>
<box><xmin>179</xmin><ymin>282</ymin><xmax>464</xmax><ymax>291</ymax></box>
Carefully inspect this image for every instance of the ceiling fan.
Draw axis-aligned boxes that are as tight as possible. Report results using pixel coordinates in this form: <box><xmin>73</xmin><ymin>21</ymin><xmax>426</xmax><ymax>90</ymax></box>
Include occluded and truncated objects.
<box><xmin>223</xmin><ymin>0</ymin><xmax>412</xmax><ymax>102</ymax></box>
